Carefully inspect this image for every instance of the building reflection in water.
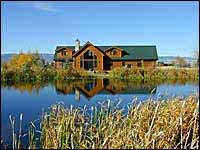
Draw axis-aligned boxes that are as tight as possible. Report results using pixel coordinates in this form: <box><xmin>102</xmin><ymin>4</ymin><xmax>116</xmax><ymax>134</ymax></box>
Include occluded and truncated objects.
<box><xmin>55</xmin><ymin>78</ymin><xmax>157</xmax><ymax>101</ymax></box>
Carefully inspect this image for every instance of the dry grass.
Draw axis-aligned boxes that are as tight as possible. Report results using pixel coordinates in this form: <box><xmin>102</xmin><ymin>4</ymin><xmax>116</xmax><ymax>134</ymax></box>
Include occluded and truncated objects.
<box><xmin>33</xmin><ymin>94</ymin><xmax>199</xmax><ymax>149</ymax></box>
<box><xmin>5</xmin><ymin>94</ymin><xmax>199</xmax><ymax>149</ymax></box>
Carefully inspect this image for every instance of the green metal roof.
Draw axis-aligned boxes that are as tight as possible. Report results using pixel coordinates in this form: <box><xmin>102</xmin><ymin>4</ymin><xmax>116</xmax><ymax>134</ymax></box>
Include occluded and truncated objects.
<box><xmin>56</xmin><ymin>46</ymin><xmax>75</xmax><ymax>51</ymax></box>
<box><xmin>55</xmin><ymin>45</ymin><xmax>158</xmax><ymax>60</ymax></box>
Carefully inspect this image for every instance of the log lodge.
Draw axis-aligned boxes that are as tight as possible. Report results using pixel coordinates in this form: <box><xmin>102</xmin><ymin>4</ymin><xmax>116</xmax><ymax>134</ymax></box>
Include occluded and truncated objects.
<box><xmin>54</xmin><ymin>39</ymin><xmax>158</xmax><ymax>71</ymax></box>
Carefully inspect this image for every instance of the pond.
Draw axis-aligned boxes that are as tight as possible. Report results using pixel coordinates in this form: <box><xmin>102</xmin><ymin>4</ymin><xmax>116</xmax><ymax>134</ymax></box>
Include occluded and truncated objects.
<box><xmin>1</xmin><ymin>78</ymin><xmax>199</xmax><ymax>148</ymax></box>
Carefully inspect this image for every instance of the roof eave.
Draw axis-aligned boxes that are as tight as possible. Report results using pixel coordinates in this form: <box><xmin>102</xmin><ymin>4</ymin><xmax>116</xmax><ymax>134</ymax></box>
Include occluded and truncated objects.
<box><xmin>73</xmin><ymin>42</ymin><xmax>106</xmax><ymax>57</ymax></box>
<box><xmin>111</xmin><ymin>58</ymin><xmax>158</xmax><ymax>61</ymax></box>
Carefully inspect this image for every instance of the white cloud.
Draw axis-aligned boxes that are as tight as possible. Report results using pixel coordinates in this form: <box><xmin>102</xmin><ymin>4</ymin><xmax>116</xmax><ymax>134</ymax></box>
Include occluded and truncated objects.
<box><xmin>32</xmin><ymin>2</ymin><xmax>58</xmax><ymax>12</ymax></box>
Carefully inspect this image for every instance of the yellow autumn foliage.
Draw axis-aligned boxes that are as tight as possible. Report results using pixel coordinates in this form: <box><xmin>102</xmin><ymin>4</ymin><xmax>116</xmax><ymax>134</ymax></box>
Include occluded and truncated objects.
<box><xmin>5</xmin><ymin>52</ymin><xmax>44</xmax><ymax>72</ymax></box>
<box><xmin>8</xmin><ymin>53</ymin><xmax>33</xmax><ymax>69</ymax></box>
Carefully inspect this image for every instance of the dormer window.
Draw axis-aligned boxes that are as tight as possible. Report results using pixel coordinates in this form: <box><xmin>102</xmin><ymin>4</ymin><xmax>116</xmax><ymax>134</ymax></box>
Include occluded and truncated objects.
<box><xmin>62</xmin><ymin>51</ymin><xmax>67</xmax><ymax>56</ymax></box>
<box><xmin>110</xmin><ymin>50</ymin><xmax>117</xmax><ymax>55</ymax></box>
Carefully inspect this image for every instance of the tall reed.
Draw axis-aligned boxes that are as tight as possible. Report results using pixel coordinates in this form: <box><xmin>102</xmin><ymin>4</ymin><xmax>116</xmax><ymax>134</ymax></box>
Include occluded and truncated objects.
<box><xmin>7</xmin><ymin>94</ymin><xmax>199</xmax><ymax>149</ymax></box>
<box><xmin>37</xmin><ymin>94</ymin><xmax>199</xmax><ymax>149</ymax></box>
<box><xmin>9</xmin><ymin>114</ymin><xmax>23</xmax><ymax>149</ymax></box>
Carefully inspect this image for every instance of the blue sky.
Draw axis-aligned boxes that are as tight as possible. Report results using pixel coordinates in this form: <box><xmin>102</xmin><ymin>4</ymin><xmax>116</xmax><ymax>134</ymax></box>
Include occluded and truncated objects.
<box><xmin>1</xmin><ymin>1</ymin><xmax>199</xmax><ymax>56</ymax></box>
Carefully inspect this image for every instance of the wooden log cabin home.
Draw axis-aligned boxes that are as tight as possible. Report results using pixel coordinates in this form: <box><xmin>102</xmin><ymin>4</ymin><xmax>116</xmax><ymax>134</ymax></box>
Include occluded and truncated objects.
<box><xmin>54</xmin><ymin>39</ymin><xmax>158</xmax><ymax>70</ymax></box>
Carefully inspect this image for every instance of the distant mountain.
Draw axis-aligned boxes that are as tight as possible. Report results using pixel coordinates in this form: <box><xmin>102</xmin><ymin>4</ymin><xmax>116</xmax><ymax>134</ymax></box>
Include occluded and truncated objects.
<box><xmin>1</xmin><ymin>54</ymin><xmax>16</xmax><ymax>62</ymax></box>
<box><xmin>1</xmin><ymin>53</ymin><xmax>54</xmax><ymax>63</ymax></box>
<box><xmin>39</xmin><ymin>53</ymin><xmax>54</xmax><ymax>62</ymax></box>
<box><xmin>158</xmin><ymin>56</ymin><xmax>196</xmax><ymax>63</ymax></box>
<box><xmin>1</xmin><ymin>53</ymin><xmax>196</xmax><ymax>63</ymax></box>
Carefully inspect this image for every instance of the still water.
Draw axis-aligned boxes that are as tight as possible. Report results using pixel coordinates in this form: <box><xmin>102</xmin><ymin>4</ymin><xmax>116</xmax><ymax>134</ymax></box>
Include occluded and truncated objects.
<box><xmin>1</xmin><ymin>78</ymin><xmax>199</xmax><ymax>147</ymax></box>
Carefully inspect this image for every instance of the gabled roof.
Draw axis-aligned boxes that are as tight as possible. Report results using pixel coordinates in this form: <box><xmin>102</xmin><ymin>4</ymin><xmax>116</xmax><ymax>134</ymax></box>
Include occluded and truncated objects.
<box><xmin>105</xmin><ymin>46</ymin><xmax>123</xmax><ymax>52</ymax></box>
<box><xmin>55</xmin><ymin>44</ymin><xmax>158</xmax><ymax>60</ymax></box>
<box><xmin>56</xmin><ymin>46</ymin><xmax>74</xmax><ymax>52</ymax></box>
<box><xmin>73</xmin><ymin>41</ymin><xmax>106</xmax><ymax>57</ymax></box>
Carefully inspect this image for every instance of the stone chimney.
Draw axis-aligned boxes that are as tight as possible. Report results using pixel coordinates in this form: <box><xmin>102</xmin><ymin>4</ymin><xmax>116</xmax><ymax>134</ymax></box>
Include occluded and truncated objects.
<box><xmin>75</xmin><ymin>39</ymin><xmax>80</xmax><ymax>51</ymax></box>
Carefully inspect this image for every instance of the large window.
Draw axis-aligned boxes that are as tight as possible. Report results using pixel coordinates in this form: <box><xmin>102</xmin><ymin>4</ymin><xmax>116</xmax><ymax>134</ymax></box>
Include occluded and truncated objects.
<box><xmin>88</xmin><ymin>51</ymin><xmax>93</xmax><ymax>57</ymax></box>
<box><xmin>80</xmin><ymin>55</ymin><xmax>83</xmax><ymax>68</ymax></box>
<box><xmin>80</xmin><ymin>50</ymin><xmax>98</xmax><ymax>70</ymax></box>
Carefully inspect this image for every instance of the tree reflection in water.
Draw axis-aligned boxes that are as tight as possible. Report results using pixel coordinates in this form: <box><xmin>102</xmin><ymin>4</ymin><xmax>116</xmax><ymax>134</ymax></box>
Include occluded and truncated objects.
<box><xmin>1</xmin><ymin>81</ymin><xmax>50</xmax><ymax>94</ymax></box>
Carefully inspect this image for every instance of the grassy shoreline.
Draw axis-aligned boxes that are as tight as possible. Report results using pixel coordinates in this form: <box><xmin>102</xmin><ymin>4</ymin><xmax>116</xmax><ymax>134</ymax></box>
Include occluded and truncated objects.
<box><xmin>1</xmin><ymin>52</ymin><xmax>198</xmax><ymax>82</ymax></box>
<box><xmin>4</xmin><ymin>94</ymin><xmax>199</xmax><ymax>149</ymax></box>
<box><xmin>1</xmin><ymin>67</ymin><xmax>199</xmax><ymax>82</ymax></box>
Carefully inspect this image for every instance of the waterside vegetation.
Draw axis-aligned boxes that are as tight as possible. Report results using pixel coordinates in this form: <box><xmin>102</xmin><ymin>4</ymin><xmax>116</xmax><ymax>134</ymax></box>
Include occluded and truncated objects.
<box><xmin>1</xmin><ymin>52</ymin><xmax>199</xmax><ymax>82</ymax></box>
<box><xmin>109</xmin><ymin>67</ymin><xmax>199</xmax><ymax>81</ymax></box>
<box><xmin>5</xmin><ymin>94</ymin><xmax>199</xmax><ymax>149</ymax></box>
